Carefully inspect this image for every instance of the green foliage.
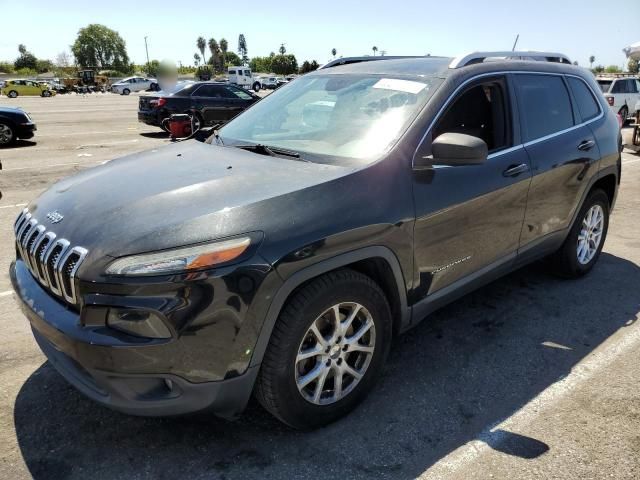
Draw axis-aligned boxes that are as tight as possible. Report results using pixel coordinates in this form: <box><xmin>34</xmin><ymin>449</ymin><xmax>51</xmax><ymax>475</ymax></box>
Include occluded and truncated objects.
<box><xmin>35</xmin><ymin>59</ymin><xmax>54</xmax><ymax>73</ymax></box>
<box><xmin>15</xmin><ymin>67</ymin><xmax>38</xmax><ymax>77</ymax></box>
<box><xmin>299</xmin><ymin>60</ymin><xmax>319</xmax><ymax>73</ymax></box>
<box><xmin>72</xmin><ymin>24</ymin><xmax>131</xmax><ymax>72</ymax></box>
<box><xmin>194</xmin><ymin>53</ymin><xmax>201</xmax><ymax>66</ymax></box>
<box><xmin>225</xmin><ymin>51</ymin><xmax>242</xmax><ymax>67</ymax></box>
<box><xmin>271</xmin><ymin>54</ymin><xmax>298</xmax><ymax>75</ymax></box>
<box><xmin>593</xmin><ymin>65</ymin><xmax>605</xmax><ymax>73</ymax></box>
<box><xmin>331</xmin><ymin>48</ymin><xmax>337</xmax><ymax>57</ymax></box>
<box><xmin>628</xmin><ymin>58</ymin><xmax>639</xmax><ymax>74</ymax></box>
<box><xmin>249</xmin><ymin>56</ymin><xmax>273</xmax><ymax>73</ymax></box>
<box><xmin>604</xmin><ymin>65</ymin><xmax>622</xmax><ymax>73</ymax></box>
<box><xmin>589</xmin><ymin>55</ymin><xmax>595</xmax><ymax>67</ymax></box>
<box><xmin>279</xmin><ymin>43</ymin><xmax>286</xmax><ymax>55</ymax></box>
<box><xmin>238</xmin><ymin>34</ymin><xmax>248</xmax><ymax>65</ymax></box>
<box><xmin>145</xmin><ymin>59</ymin><xmax>162</xmax><ymax>76</ymax></box>
<box><xmin>14</xmin><ymin>44</ymin><xmax>37</xmax><ymax>70</ymax></box>
<box><xmin>0</xmin><ymin>61</ymin><xmax>14</xmax><ymax>73</ymax></box>
<box><xmin>197</xmin><ymin>37</ymin><xmax>206</xmax><ymax>60</ymax></box>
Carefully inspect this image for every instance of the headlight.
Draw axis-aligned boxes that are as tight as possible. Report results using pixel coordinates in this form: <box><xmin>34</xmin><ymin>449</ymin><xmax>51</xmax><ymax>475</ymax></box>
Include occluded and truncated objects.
<box><xmin>105</xmin><ymin>237</ymin><xmax>251</xmax><ymax>276</ymax></box>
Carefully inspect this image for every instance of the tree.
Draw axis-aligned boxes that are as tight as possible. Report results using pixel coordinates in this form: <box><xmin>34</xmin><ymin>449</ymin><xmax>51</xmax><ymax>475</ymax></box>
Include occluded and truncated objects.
<box><xmin>628</xmin><ymin>58</ymin><xmax>639</xmax><ymax>74</ymax></box>
<box><xmin>14</xmin><ymin>44</ymin><xmax>37</xmax><ymax>70</ymax></box>
<box><xmin>271</xmin><ymin>54</ymin><xmax>298</xmax><ymax>75</ymax></box>
<box><xmin>605</xmin><ymin>65</ymin><xmax>622</xmax><ymax>73</ymax></box>
<box><xmin>197</xmin><ymin>37</ymin><xmax>206</xmax><ymax>60</ymax></box>
<box><xmin>299</xmin><ymin>60</ymin><xmax>320</xmax><ymax>74</ymax></box>
<box><xmin>71</xmin><ymin>24</ymin><xmax>131</xmax><ymax>72</ymax></box>
<box><xmin>279</xmin><ymin>43</ymin><xmax>286</xmax><ymax>55</ymax></box>
<box><xmin>238</xmin><ymin>34</ymin><xmax>248</xmax><ymax>65</ymax></box>
<box><xmin>372</xmin><ymin>46</ymin><xmax>378</xmax><ymax>56</ymax></box>
<box><xmin>225</xmin><ymin>51</ymin><xmax>241</xmax><ymax>67</ymax></box>
<box><xmin>208</xmin><ymin>38</ymin><xmax>220</xmax><ymax>72</ymax></box>
<box><xmin>331</xmin><ymin>48</ymin><xmax>337</xmax><ymax>58</ymax></box>
<box><xmin>594</xmin><ymin>65</ymin><xmax>605</xmax><ymax>73</ymax></box>
<box><xmin>194</xmin><ymin>53</ymin><xmax>201</xmax><ymax>66</ymax></box>
<box><xmin>35</xmin><ymin>59</ymin><xmax>54</xmax><ymax>73</ymax></box>
<box><xmin>219</xmin><ymin>38</ymin><xmax>228</xmax><ymax>67</ymax></box>
<box><xmin>589</xmin><ymin>55</ymin><xmax>595</xmax><ymax>69</ymax></box>
<box><xmin>55</xmin><ymin>51</ymin><xmax>72</xmax><ymax>68</ymax></box>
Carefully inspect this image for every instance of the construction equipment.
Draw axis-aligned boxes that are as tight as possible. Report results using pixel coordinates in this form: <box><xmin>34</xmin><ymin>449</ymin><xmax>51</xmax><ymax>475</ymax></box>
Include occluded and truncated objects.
<box><xmin>61</xmin><ymin>70</ymin><xmax>110</xmax><ymax>93</ymax></box>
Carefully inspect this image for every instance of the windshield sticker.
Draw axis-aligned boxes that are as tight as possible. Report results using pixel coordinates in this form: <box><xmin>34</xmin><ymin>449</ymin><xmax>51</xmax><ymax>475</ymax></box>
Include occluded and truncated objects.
<box><xmin>373</xmin><ymin>78</ymin><xmax>427</xmax><ymax>94</ymax></box>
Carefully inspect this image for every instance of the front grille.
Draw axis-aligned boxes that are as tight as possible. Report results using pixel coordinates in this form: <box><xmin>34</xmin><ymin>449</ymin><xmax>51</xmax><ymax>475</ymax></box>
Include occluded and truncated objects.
<box><xmin>14</xmin><ymin>209</ymin><xmax>88</xmax><ymax>306</ymax></box>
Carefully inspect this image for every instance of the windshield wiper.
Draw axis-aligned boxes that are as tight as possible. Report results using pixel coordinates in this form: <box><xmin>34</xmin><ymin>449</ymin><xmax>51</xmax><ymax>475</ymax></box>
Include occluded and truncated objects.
<box><xmin>234</xmin><ymin>143</ymin><xmax>304</xmax><ymax>160</ymax></box>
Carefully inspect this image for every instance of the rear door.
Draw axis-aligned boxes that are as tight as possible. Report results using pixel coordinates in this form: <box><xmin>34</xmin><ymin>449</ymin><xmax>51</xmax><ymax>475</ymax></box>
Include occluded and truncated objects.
<box><xmin>412</xmin><ymin>75</ymin><xmax>532</xmax><ymax>297</ymax></box>
<box><xmin>514</xmin><ymin>73</ymin><xmax>601</xmax><ymax>251</ymax></box>
<box><xmin>190</xmin><ymin>84</ymin><xmax>228</xmax><ymax>124</ymax></box>
<box><xmin>219</xmin><ymin>85</ymin><xmax>255</xmax><ymax>120</ymax></box>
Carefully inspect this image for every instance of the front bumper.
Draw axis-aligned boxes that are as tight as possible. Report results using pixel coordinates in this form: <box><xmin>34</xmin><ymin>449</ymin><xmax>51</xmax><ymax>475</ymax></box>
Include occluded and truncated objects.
<box><xmin>10</xmin><ymin>260</ymin><xmax>260</xmax><ymax>418</ymax></box>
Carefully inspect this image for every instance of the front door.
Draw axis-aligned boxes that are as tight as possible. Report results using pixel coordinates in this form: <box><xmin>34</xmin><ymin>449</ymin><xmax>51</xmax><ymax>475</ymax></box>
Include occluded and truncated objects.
<box><xmin>412</xmin><ymin>75</ymin><xmax>531</xmax><ymax>300</ymax></box>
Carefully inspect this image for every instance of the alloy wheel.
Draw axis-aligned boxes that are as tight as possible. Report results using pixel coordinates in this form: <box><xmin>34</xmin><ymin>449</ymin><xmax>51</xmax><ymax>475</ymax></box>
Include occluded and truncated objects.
<box><xmin>295</xmin><ymin>302</ymin><xmax>376</xmax><ymax>405</ymax></box>
<box><xmin>0</xmin><ymin>123</ymin><xmax>13</xmax><ymax>144</ymax></box>
<box><xmin>577</xmin><ymin>204</ymin><xmax>604</xmax><ymax>265</ymax></box>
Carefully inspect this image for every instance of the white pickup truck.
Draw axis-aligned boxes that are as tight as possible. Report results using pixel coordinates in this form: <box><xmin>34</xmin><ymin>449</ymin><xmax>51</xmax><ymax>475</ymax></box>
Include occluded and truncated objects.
<box><xmin>596</xmin><ymin>75</ymin><xmax>640</xmax><ymax>121</ymax></box>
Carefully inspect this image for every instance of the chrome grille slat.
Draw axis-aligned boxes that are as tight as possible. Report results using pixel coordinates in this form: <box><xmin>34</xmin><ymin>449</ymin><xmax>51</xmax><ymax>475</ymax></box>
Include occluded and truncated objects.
<box><xmin>12</xmin><ymin>209</ymin><xmax>87</xmax><ymax>306</ymax></box>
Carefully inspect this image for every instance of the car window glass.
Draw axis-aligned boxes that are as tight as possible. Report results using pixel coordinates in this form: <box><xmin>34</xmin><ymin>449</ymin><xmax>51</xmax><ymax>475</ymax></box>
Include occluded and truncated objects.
<box><xmin>514</xmin><ymin>74</ymin><xmax>574</xmax><ymax>142</ymax></box>
<box><xmin>433</xmin><ymin>81</ymin><xmax>509</xmax><ymax>152</ymax></box>
<box><xmin>611</xmin><ymin>81</ymin><xmax>624</xmax><ymax>93</ymax></box>
<box><xmin>229</xmin><ymin>69</ymin><xmax>236</xmax><ymax>75</ymax></box>
<box><xmin>244</xmin><ymin>70</ymin><xmax>251</xmax><ymax>76</ymax></box>
<box><xmin>597</xmin><ymin>80</ymin><xmax>612</xmax><ymax>93</ymax></box>
<box><xmin>193</xmin><ymin>84</ymin><xmax>220</xmax><ymax>97</ymax></box>
<box><xmin>224</xmin><ymin>86</ymin><xmax>253</xmax><ymax>100</ymax></box>
<box><xmin>567</xmin><ymin>77</ymin><xmax>600</xmax><ymax>122</ymax></box>
<box><xmin>629</xmin><ymin>80</ymin><xmax>638</xmax><ymax>93</ymax></box>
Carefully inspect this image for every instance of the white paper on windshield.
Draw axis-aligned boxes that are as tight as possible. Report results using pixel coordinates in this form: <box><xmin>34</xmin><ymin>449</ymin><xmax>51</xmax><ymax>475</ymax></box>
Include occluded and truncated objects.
<box><xmin>372</xmin><ymin>78</ymin><xmax>426</xmax><ymax>94</ymax></box>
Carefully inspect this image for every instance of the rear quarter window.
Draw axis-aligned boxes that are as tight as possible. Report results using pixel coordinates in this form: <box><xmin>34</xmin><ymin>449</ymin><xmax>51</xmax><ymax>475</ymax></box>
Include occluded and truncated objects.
<box><xmin>514</xmin><ymin>74</ymin><xmax>574</xmax><ymax>142</ymax></box>
<box><xmin>567</xmin><ymin>77</ymin><xmax>601</xmax><ymax>122</ymax></box>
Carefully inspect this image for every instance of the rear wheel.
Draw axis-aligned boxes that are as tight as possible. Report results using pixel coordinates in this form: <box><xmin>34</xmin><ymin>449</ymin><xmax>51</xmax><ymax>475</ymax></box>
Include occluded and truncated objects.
<box><xmin>7</xmin><ymin>90</ymin><xmax>18</xmax><ymax>98</ymax></box>
<box><xmin>150</xmin><ymin>83</ymin><xmax>159</xmax><ymax>91</ymax></box>
<box><xmin>255</xmin><ymin>269</ymin><xmax>392</xmax><ymax>429</ymax></box>
<box><xmin>619</xmin><ymin>106</ymin><xmax>628</xmax><ymax>122</ymax></box>
<box><xmin>0</xmin><ymin>122</ymin><xmax>15</xmax><ymax>146</ymax></box>
<box><xmin>42</xmin><ymin>90</ymin><xmax>51</xmax><ymax>97</ymax></box>
<box><xmin>122</xmin><ymin>88</ymin><xmax>130</xmax><ymax>95</ymax></box>
<box><xmin>253</xmin><ymin>82</ymin><xmax>261</xmax><ymax>92</ymax></box>
<box><xmin>551</xmin><ymin>189</ymin><xmax>609</xmax><ymax>277</ymax></box>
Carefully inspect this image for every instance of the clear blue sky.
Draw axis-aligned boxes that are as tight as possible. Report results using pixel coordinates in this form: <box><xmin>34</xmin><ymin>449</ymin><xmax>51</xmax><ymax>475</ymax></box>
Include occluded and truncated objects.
<box><xmin>0</xmin><ymin>0</ymin><xmax>638</xmax><ymax>68</ymax></box>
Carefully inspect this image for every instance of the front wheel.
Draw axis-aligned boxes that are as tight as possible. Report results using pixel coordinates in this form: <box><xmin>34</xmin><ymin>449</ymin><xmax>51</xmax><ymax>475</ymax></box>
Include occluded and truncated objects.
<box><xmin>42</xmin><ymin>90</ymin><xmax>51</xmax><ymax>97</ymax></box>
<box><xmin>7</xmin><ymin>90</ymin><xmax>18</xmax><ymax>98</ymax></box>
<box><xmin>551</xmin><ymin>189</ymin><xmax>609</xmax><ymax>277</ymax></box>
<box><xmin>255</xmin><ymin>269</ymin><xmax>391</xmax><ymax>429</ymax></box>
<box><xmin>122</xmin><ymin>88</ymin><xmax>130</xmax><ymax>95</ymax></box>
<box><xmin>253</xmin><ymin>82</ymin><xmax>261</xmax><ymax>92</ymax></box>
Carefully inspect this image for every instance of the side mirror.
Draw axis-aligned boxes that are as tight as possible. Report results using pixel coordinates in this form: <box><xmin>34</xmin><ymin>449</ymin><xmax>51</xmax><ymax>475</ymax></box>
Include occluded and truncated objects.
<box><xmin>414</xmin><ymin>133</ymin><xmax>488</xmax><ymax>169</ymax></box>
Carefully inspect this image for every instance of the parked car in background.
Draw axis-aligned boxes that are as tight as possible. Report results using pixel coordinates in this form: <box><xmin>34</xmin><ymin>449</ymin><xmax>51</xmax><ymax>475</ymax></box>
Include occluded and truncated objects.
<box><xmin>111</xmin><ymin>76</ymin><xmax>159</xmax><ymax>95</ymax></box>
<box><xmin>227</xmin><ymin>66</ymin><xmax>253</xmax><ymax>89</ymax></box>
<box><xmin>596</xmin><ymin>75</ymin><xmax>640</xmax><ymax>121</ymax></box>
<box><xmin>10</xmin><ymin>52</ymin><xmax>621</xmax><ymax>429</ymax></box>
<box><xmin>138</xmin><ymin>81</ymin><xmax>259</xmax><ymax>131</ymax></box>
<box><xmin>0</xmin><ymin>106</ymin><xmax>36</xmax><ymax>146</ymax></box>
<box><xmin>1</xmin><ymin>79</ymin><xmax>54</xmax><ymax>98</ymax></box>
<box><xmin>276</xmin><ymin>77</ymin><xmax>289</xmax><ymax>88</ymax></box>
<box><xmin>253</xmin><ymin>76</ymin><xmax>278</xmax><ymax>91</ymax></box>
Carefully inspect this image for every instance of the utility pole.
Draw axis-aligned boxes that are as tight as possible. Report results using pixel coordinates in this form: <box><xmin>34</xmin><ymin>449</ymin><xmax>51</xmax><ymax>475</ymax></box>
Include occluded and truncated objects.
<box><xmin>144</xmin><ymin>36</ymin><xmax>150</xmax><ymax>72</ymax></box>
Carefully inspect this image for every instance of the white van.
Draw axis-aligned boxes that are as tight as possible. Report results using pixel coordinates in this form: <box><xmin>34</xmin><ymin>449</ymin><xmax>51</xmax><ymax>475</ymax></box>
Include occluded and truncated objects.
<box><xmin>228</xmin><ymin>66</ymin><xmax>253</xmax><ymax>89</ymax></box>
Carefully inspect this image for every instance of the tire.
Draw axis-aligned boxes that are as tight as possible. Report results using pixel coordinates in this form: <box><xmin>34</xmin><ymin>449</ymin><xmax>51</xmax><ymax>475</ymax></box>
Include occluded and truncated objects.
<box><xmin>0</xmin><ymin>121</ymin><xmax>15</xmax><ymax>146</ymax></box>
<box><xmin>253</xmin><ymin>82</ymin><xmax>261</xmax><ymax>92</ymax></box>
<box><xmin>122</xmin><ymin>88</ymin><xmax>130</xmax><ymax>95</ymax></box>
<box><xmin>255</xmin><ymin>269</ymin><xmax>392</xmax><ymax>429</ymax></box>
<box><xmin>150</xmin><ymin>83</ymin><xmax>159</xmax><ymax>91</ymax></box>
<box><xmin>42</xmin><ymin>90</ymin><xmax>51</xmax><ymax>97</ymax></box>
<box><xmin>8</xmin><ymin>90</ymin><xmax>18</xmax><ymax>98</ymax></box>
<box><xmin>619</xmin><ymin>106</ymin><xmax>628</xmax><ymax>123</ymax></box>
<box><xmin>551</xmin><ymin>189</ymin><xmax>609</xmax><ymax>278</ymax></box>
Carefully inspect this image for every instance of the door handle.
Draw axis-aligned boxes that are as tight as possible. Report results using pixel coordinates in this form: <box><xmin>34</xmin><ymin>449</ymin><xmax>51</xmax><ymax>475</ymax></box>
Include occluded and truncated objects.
<box><xmin>577</xmin><ymin>139</ymin><xmax>596</xmax><ymax>151</ymax></box>
<box><xmin>502</xmin><ymin>163</ymin><xmax>529</xmax><ymax>177</ymax></box>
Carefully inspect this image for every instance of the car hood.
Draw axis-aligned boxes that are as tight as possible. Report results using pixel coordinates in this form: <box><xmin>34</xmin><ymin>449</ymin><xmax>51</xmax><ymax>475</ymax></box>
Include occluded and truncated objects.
<box><xmin>27</xmin><ymin>141</ymin><xmax>351</xmax><ymax>264</ymax></box>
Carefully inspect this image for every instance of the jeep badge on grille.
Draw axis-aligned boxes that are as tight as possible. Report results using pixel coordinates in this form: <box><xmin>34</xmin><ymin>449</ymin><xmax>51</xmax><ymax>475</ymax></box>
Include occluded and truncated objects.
<box><xmin>46</xmin><ymin>211</ymin><xmax>64</xmax><ymax>224</ymax></box>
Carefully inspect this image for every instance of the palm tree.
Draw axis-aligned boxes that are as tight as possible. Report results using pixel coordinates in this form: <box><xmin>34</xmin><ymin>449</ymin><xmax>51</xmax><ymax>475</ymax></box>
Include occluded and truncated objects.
<box><xmin>219</xmin><ymin>38</ymin><xmax>228</xmax><ymax>68</ymax></box>
<box><xmin>331</xmin><ymin>48</ymin><xmax>337</xmax><ymax>58</ymax></box>
<box><xmin>589</xmin><ymin>55</ymin><xmax>595</xmax><ymax>69</ymax></box>
<box><xmin>208</xmin><ymin>38</ymin><xmax>219</xmax><ymax>72</ymax></box>
<box><xmin>197</xmin><ymin>37</ymin><xmax>206</xmax><ymax>60</ymax></box>
<box><xmin>279</xmin><ymin>43</ymin><xmax>286</xmax><ymax>55</ymax></box>
<box><xmin>372</xmin><ymin>46</ymin><xmax>378</xmax><ymax>56</ymax></box>
<box><xmin>194</xmin><ymin>53</ymin><xmax>201</xmax><ymax>67</ymax></box>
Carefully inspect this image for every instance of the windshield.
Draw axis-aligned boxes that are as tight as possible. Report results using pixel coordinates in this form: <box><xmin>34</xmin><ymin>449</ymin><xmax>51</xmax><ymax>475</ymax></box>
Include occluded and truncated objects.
<box><xmin>597</xmin><ymin>80</ymin><xmax>612</xmax><ymax>93</ymax></box>
<box><xmin>219</xmin><ymin>74</ymin><xmax>441</xmax><ymax>164</ymax></box>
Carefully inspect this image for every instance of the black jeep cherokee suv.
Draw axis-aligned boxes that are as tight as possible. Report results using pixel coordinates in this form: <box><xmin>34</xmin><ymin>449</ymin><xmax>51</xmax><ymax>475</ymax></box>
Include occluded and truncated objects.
<box><xmin>10</xmin><ymin>52</ymin><xmax>621</xmax><ymax>429</ymax></box>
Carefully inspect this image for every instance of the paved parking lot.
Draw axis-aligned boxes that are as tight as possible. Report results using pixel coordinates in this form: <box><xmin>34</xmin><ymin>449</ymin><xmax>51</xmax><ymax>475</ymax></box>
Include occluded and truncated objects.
<box><xmin>0</xmin><ymin>93</ymin><xmax>639</xmax><ymax>480</ymax></box>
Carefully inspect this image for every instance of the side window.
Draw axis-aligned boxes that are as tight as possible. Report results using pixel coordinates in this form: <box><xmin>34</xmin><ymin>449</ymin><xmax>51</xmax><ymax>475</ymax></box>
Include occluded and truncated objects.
<box><xmin>432</xmin><ymin>80</ymin><xmax>510</xmax><ymax>152</ymax></box>
<box><xmin>611</xmin><ymin>80</ymin><xmax>624</xmax><ymax>94</ymax></box>
<box><xmin>244</xmin><ymin>70</ymin><xmax>251</xmax><ymax>77</ymax></box>
<box><xmin>514</xmin><ymin>74</ymin><xmax>574</xmax><ymax>142</ymax></box>
<box><xmin>192</xmin><ymin>85</ymin><xmax>219</xmax><ymax>97</ymax></box>
<box><xmin>567</xmin><ymin>77</ymin><xmax>601</xmax><ymax>122</ymax></box>
<box><xmin>225</xmin><ymin>86</ymin><xmax>253</xmax><ymax>100</ymax></box>
<box><xmin>629</xmin><ymin>79</ymin><xmax>638</xmax><ymax>93</ymax></box>
<box><xmin>229</xmin><ymin>69</ymin><xmax>236</xmax><ymax>75</ymax></box>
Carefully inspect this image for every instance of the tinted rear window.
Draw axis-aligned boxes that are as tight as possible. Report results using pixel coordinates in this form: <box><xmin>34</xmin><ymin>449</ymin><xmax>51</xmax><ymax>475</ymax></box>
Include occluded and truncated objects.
<box><xmin>597</xmin><ymin>80</ymin><xmax>612</xmax><ymax>93</ymax></box>
<box><xmin>567</xmin><ymin>77</ymin><xmax>600</xmax><ymax>122</ymax></box>
<box><xmin>514</xmin><ymin>74</ymin><xmax>574</xmax><ymax>142</ymax></box>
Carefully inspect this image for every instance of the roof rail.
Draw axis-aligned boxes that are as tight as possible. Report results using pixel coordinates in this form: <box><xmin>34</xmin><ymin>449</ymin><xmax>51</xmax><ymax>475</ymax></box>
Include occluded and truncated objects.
<box><xmin>320</xmin><ymin>55</ymin><xmax>428</xmax><ymax>69</ymax></box>
<box><xmin>594</xmin><ymin>72</ymin><xmax>638</xmax><ymax>78</ymax></box>
<box><xmin>449</xmin><ymin>51</ymin><xmax>572</xmax><ymax>69</ymax></box>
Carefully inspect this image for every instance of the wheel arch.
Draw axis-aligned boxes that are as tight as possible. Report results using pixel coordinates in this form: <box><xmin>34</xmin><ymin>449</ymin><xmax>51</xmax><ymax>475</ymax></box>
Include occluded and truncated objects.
<box><xmin>249</xmin><ymin>246</ymin><xmax>409</xmax><ymax>368</ymax></box>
